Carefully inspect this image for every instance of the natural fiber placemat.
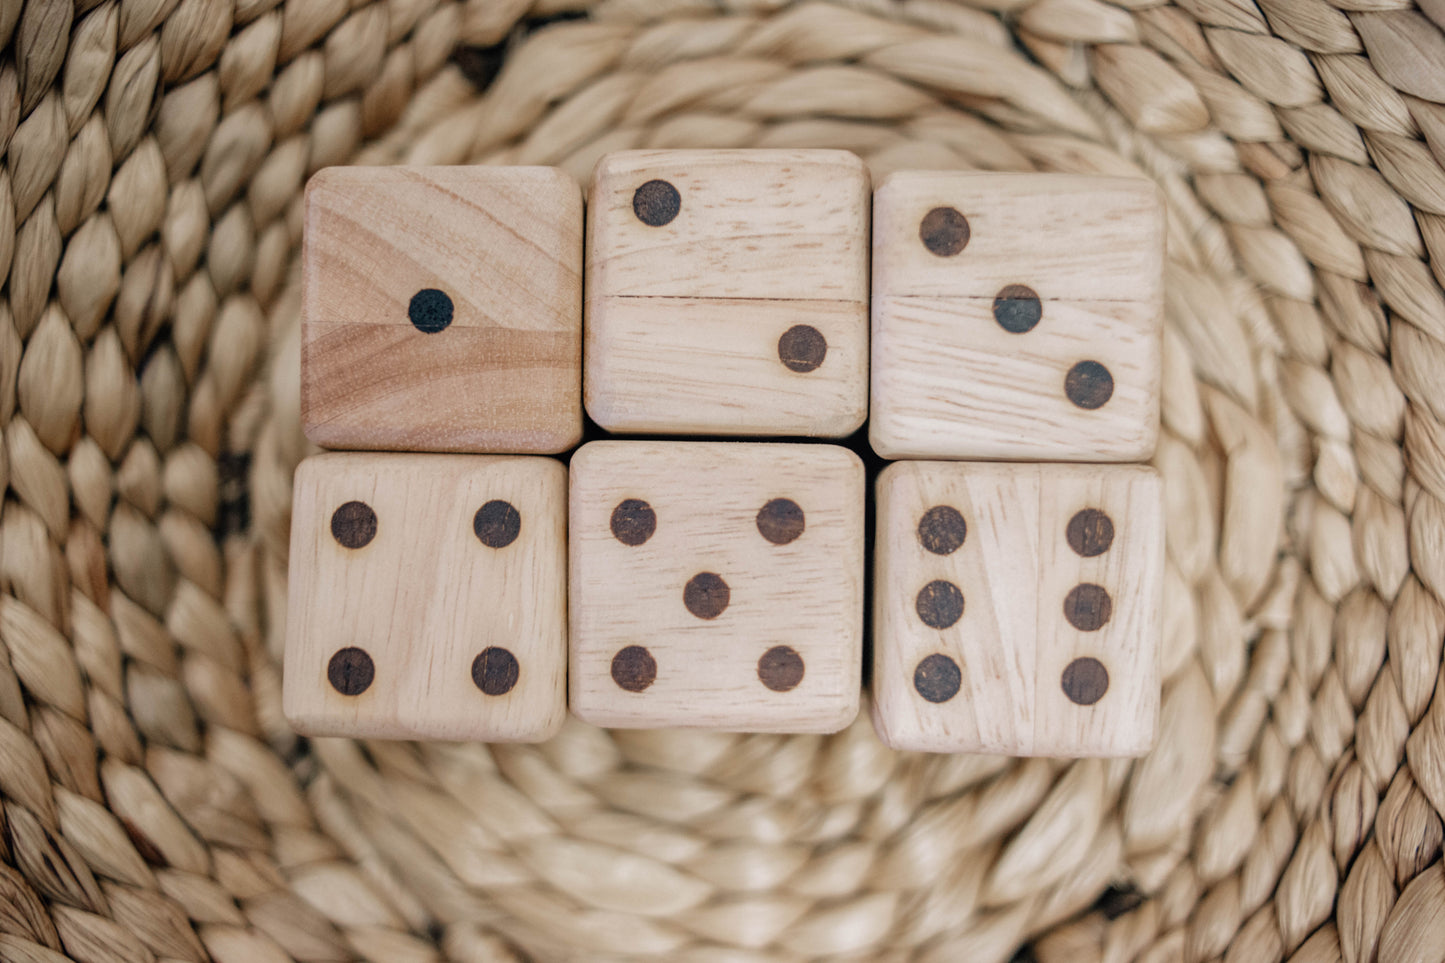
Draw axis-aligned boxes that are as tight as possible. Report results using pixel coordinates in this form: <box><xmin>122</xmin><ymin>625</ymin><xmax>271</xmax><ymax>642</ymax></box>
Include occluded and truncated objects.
<box><xmin>4</xmin><ymin>0</ymin><xmax>1445</xmax><ymax>960</ymax></box>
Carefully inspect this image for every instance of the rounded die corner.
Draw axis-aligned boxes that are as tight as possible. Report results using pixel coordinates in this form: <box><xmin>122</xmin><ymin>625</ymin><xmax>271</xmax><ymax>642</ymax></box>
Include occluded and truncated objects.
<box><xmin>301</xmin><ymin>164</ymin><xmax>353</xmax><ymax>202</ymax></box>
<box><xmin>809</xmin><ymin>437</ymin><xmax>867</xmax><ymax>477</ymax></box>
<box><xmin>819</xmin><ymin>149</ymin><xmax>872</xmax><ymax>194</ymax></box>
<box><xmin>579</xmin><ymin>388</ymin><xmax>625</xmax><ymax>438</ymax></box>
<box><xmin>587</xmin><ymin>150</ymin><xmax>644</xmax><ymax>194</ymax></box>
<box><xmin>564</xmin><ymin>437</ymin><xmax>617</xmax><ymax>476</ymax></box>
<box><xmin>1122</xmin><ymin>723</ymin><xmax>1161</xmax><ymax>759</ymax></box>
<box><xmin>496</xmin><ymin>704</ymin><xmax>569</xmax><ymax>744</ymax></box>
<box><xmin>872</xmin><ymin>168</ymin><xmax>926</xmax><ymax>201</ymax></box>
<box><xmin>278</xmin><ymin>708</ymin><xmax>335</xmax><ymax>740</ymax></box>
<box><xmin>813</xmin><ymin>389</ymin><xmax>870</xmax><ymax>441</ymax></box>
<box><xmin>297</xmin><ymin>416</ymin><xmax>355</xmax><ymax>458</ymax></box>
<box><xmin>873</xmin><ymin>458</ymin><xmax>926</xmax><ymax>496</ymax></box>
<box><xmin>811</xmin><ymin>691</ymin><xmax>864</xmax><ymax>735</ymax></box>
<box><xmin>865</xmin><ymin>417</ymin><xmax>914</xmax><ymax>463</ymax></box>
<box><xmin>565</xmin><ymin>694</ymin><xmax>624</xmax><ymax>733</ymax></box>
<box><xmin>1117</xmin><ymin>424</ymin><xmax>1162</xmax><ymax>465</ymax></box>
<box><xmin>866</xmin><ymin>702</ymin><xmax>943</xmax><ymax>754</ymax></box>
<box><xmin>523</xmin><ymin>416</ymin><xmax>586</xmax><ymax>458</ymax></box>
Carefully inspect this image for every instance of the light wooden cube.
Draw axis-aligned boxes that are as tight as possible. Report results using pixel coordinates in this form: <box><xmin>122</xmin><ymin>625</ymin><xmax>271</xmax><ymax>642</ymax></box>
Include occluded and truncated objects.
<box><xmin>585</xmin><ymin>150</ymin><xmax>870</xmax><ymax>438</ymax></box>
<box><xmin>872</xmin><ymin>461</ymin><xmax>1163</xmax><ymax>756</ymax></box>
<box><xmin>870</xmin><ymin>173</ymin><xmax>1164</xmax><ymax>461</ymax></box>
<box><xmin>569</xmin><ymin>441</ymin><xmax>865</xmax><ymax>732</ymax></box>
<box><xmin>283</xmin><ymin>453</ymin><xmax>567</xmax><ymax>741</ymax></box>
<box><xmin>301</xmin><ymin>166</ymin><xmax>583</xmax><ymax>453</ymax></box>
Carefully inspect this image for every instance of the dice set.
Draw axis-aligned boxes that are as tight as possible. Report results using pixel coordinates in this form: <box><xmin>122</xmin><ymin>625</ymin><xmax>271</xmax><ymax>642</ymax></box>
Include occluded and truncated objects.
<box><xmin>284</xmin><ymin>150</ymin><xmax>1166</xmax><ymax>757</ymax></box>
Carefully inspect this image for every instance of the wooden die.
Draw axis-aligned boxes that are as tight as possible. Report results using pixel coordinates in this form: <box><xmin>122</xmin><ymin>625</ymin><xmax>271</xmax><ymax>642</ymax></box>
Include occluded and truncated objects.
<box><xmin>283</xmin><ymin>453</ymin><xmax>567</xmax><ymax>741</ymax></box>
<box><xmin>872</xmin><ymin>461</ymin><xmax>1164</xmax><ymax>756</ymax></box>
<box><xmin>569</xmin><ymin>441</ymin><xmax>865</xmax><ymax>732</ymax></box>
<box><xmin>301</xmin><ymin>166</ymin><xmax>583</xmax><ymax>453</ymax></box>
<box><xmin>870</xmin><ymin>172</ymin><xmax>1164</xmax><ymax>461</ymax></box>
<box><xmin>585</xmin><ymin>150</ymin><xmax>870</xmax><ymax>437</ymax></box>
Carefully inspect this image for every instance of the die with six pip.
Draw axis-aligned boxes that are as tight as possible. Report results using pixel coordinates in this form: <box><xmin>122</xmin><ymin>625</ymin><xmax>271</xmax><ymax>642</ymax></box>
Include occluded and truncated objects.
<box><xmin>871</xmin><ymin>461</ymin><xmax>1164</xmax><ymax>755</ymax></box>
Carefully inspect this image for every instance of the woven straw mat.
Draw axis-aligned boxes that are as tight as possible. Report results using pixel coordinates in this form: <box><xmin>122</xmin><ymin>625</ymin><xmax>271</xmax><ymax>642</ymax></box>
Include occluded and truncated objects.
<box><xmin>6</xmin><ymin>0</ymin><xmax>1445</xmax><ymax>960</ymax></box>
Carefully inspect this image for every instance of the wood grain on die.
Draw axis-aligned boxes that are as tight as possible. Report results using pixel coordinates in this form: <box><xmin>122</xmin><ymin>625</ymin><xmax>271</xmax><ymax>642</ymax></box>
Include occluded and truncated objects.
<box><xmin>569</xmin><ymin>441</ymin><xmax>865</xmax><ymax>733</ymax></box>
<box><xmin>872</xmin><ymin>172</ymin><xmax>1164</xmax><ymax>302</ymax></box>
<box><xmin>583</xmin><ymin>297</ymin><xmax>868</xmax><ymax>436</ymax></box>
<box><xmin>588</xmin><ymin>150</ymin><xmax>869</xmax><ymax>300</ymax></box>
<box><xmin>301</xmin><ymin>166</ymin><xmax>583</xmax><ymax>454</ymax></box>
<box><xmin>872</xmin><ymin>462</ymin><xmax>1163</xmax><ymax>756</ymax></box>
<box><xmin>871</xmin><ymin>296</ymin><xmax>1160</xmax><ymax>460</ymax></box>
<box><xmin>283</xmin><ymin>453</ymin><xmax>568</xmax><ymax>742</ymax></box>
<box><xmin>585</xmin><ymin>150</ymin><xmax>870</xmax><ymax>437</ymax></box>
<box><xmin>1032</xmin><ymin>466</ymin><xmax>1162</xmax><ymax>755</ymax></box>
<box><xmin>870</xmin><ymin>172</ymin><xmax>1163</xmax><ymax>462</ymax></box>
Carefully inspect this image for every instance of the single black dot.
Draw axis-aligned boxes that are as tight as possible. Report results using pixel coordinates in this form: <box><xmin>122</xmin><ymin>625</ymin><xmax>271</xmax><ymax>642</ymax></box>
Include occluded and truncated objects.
<box><xmin>472</xmin><ymin>646</ymin><xmax>519</xmax><ymax>696</ymax></box>
<box><xmin>757</xmin><ymin>498</ymin><xmax>805</xmax><ymax>545</ymax></box>
<box><xmin>409</xmin><ymin>288</ymin><xmax>453</xmax><ymax>333</ymax></box>
<box><xmin>1063</xmin><ymin>583</ymin><xmax>1113</xmax><ymax>631</ymax></box>
<box><xmin>757</xmin><ymin>646</ymin><xmax>805</xmax><ymax>692</ymax></box>
<box><xmin>331</xmin><ymin>501</ymin><xmax>377</xmax><ymax>549</ymax></box>
<box><xmin>920</xmin><ymin>207</ymin><xmax>970</xmax><ymax>256</ymax></box>
<box><xmin>611</xmin><ymin>645</ymin><xmax>657</xmax><ymax>692</ymax></box>
<box><xmin>913</xmin><ymin>653</ymin><xmax>962</xmax><ymax>703</ymax></box>
<box><xmin>473</xmin><ymin>500</ymin><xmax>521</xmax><ymax>548</ymax></box>
<box><xmin>684</xmin><ymin>572</ymin><xmax>730</xmax><ymax>620</ymax></box>
<box><xmin>917</xmin><ymin>506</ymin><xmax>967</xmax><ymax>555</ymax></box>
<box><xmin>1066</xmin><ymin>509</ymin><xmax>1115</xmax><ymax>557</ymax></box>
<box><xmin>610</xmin><ymin>499</ymin><xmax>656</xmax><ymax>546</ymax></box>
<box><xmin>1062</xmin><ymin>657</ymin><xmax>1109</xmax><ymax>705</ymax></box>
<box><xmin>993</xmin><ymin>284</ymin><xmax>1042</xmax><ymax>334</ymax></box>
<box><xmin>327</xmin><ymin>647</ymin><xmax>374</xmax><ymax>696</ymax></box>
<box><xmin>1065</xmin><ymin>361</ymin><xmax>1114</xmax><ymax>409</ymax></box>
<box><xmin>633</xmin><ymin>179</ymin><xmax>680</xmax><ymax>226</ymax></box>
<box><xmin>777</xmin><ymin>325</ymin><xmax>827</xmax><ymax>373</ymax></box>
<box><xmin>916</xmin><ymin>580</ymin><xmax>964</xmax><ymax>630</ymax></box>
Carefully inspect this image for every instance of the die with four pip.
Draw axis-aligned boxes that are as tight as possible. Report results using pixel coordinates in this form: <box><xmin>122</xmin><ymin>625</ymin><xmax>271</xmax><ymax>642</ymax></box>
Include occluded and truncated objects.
<box><xmin>285</xmin><ymin>150</ymin><xmax>1166</xmax><ymax>754</ymax></box>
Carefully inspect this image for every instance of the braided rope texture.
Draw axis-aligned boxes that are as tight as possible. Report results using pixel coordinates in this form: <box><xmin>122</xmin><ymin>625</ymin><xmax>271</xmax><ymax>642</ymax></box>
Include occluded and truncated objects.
<box><xmin>4</xmin><ymin>0</ymin><xmax>1445</xmax><ymax>959</ymax></box>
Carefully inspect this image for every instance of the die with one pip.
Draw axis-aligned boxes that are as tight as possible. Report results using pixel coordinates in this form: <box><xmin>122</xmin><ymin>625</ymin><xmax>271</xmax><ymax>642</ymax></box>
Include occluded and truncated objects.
<box><xmin>569</xmin><ymin>441</ymin><xmax>866</xmax><ymax>732</ymax></box>
<box><xmin>584</xmin><ymin>150</ymin><xmax>871</xmax><ymax>438</ymax></box>
<box><xmin>869</xmin><ymin>172</ymin><xmax>1164</xmax><ymax>461</ymax></box>
<box><xmin>283</xmin><ymin>453</ymin><xmax>568</xmax><ymax>741</ymax></box>
<box><xmin>301</xmin><ymin>165</ymin><xmax>583</xmax><ymax>453</ymax></box>
<box><xmin>871</xmin><ymin>461</ymin><xmax>1164</xmax><ymax>756</ymax></box>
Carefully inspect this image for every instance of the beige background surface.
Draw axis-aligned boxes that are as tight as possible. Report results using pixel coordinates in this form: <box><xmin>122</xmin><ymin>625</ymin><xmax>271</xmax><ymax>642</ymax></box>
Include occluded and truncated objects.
<box><xmin>4</xmin><ymin>2</ymin><xmax>1442</xmax><ymax>962</ymax></box>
